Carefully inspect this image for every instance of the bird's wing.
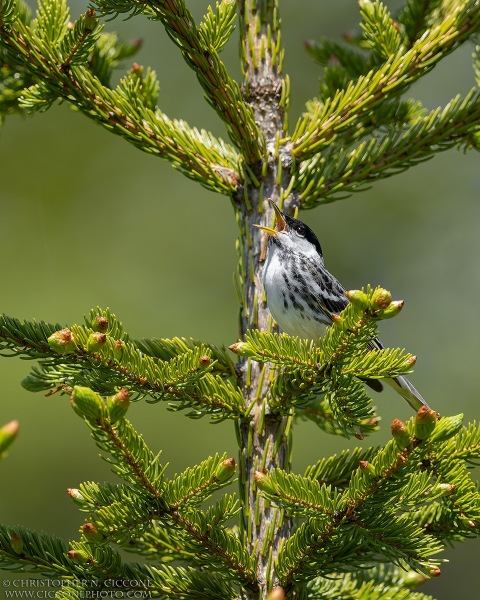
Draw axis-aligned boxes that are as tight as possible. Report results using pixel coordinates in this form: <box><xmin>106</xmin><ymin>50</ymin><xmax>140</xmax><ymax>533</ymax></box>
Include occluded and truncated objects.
<box><xmin>308</xmin><ymin>259</ymin><xmax>386</xmax><ymax>351</ymax></box>
<box><xmin>305</xmin><ymin>260</ymin><xmax>350</xmax><ymax>322</ymax></box>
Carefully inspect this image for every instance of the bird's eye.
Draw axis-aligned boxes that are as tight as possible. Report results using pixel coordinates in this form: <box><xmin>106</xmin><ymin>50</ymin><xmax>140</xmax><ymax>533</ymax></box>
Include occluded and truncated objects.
<box><xmin>296</xmin><ymin>225</ymin><xmax>306</xmax><ymax>237</ymax></box>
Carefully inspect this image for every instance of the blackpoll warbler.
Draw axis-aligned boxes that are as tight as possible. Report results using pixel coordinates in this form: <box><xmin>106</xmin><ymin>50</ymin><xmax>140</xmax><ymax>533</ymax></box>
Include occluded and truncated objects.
<box><xmin>256</xmin><ymin>201</ymin><xmax>428</xmax><ymax>411</ymax></box>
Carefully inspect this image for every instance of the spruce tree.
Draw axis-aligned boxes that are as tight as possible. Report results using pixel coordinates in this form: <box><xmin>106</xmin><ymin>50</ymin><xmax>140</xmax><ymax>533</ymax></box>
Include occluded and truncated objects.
<box><xmin>1</xmin><ymin>1</ymin><xmax>480</xmax><ymax>599</ymax></box>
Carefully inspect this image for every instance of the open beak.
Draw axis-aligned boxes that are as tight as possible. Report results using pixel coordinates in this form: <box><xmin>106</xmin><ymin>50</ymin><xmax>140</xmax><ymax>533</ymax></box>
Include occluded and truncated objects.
<box><xmin>253</xmin><ymin>201</ymin><xmax>287</xmax><ymax>235</ymax></box>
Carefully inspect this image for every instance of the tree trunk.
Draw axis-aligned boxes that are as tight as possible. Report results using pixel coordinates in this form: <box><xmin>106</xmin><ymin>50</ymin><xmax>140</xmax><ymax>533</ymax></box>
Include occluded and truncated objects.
<box><xmin>234</xmin><ymin>1</ymin><xmax>298</xmax><ymax>595</ymax></box>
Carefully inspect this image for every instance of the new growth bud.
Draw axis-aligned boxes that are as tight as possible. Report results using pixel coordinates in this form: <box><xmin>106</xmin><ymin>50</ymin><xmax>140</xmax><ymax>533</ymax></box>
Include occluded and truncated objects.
<box><xmin>435</xmin><ymin>483</ymin><xmax>456</xmax><ymax>497</ymax></box>
<box><xmin>266</xmin><ymin>587</ymin><xmax>286</xmax><ymax>600</ymax></box>
<box><xmin>358</xmin><ymin>0</ymin><xmax>373</xmax><ymax>10</ymax></box>
<box><xmin>81</xmin><ymin>523</ymin><xmax>104</xmax><ymax>542</ymax></box>
<box><xmin>414</xmin><ymin>406</ymin><xmax>438</xmax><ymax>440</ymax></box>
<box><xmin>403</xmin><ymin>571</ymin><xmax>428</xmax><ymax>588</ymax></box>
<box><xmin>215</xmin><ymin>457</ymin><xmax>236</xmax><ymax>482</ymax></box>
<box><xmin>391</xmin><ymin>418</ymin><xmax>411</xmax><ymax>450</ymax></box>
<box><xmin>359</xmin><ymin>460</ymin><xmax>376</xmax><ymax>478</ymax></box>
<box><xmin>345</xmin><ymin>289</ymin><xmax>369</xmax><ymax>309</ymax></box>
<box><xmin>84</xmin><ymin>8</ymin><xmax>98</xmax><ymax>31</ymax></box>
<box><xmin>86</xmin><ymin>332</ymin><xmax>107</xmax><ymax>352</ymax></box>
<box><xmin>228</xmin><ymin>342</ymin><xmax>255</xmax><ymax>357</ymax></box>
<box><xmin>92</xmin><ymin>316</ymin><xmax>109</xmax><ymax>332</ymax></box>
<box><xmin>0</xmin><ymin>420</ymin><xmax>19</xmax><ymax>456</ymax></box>
<box><xmin>10</xmin><ymin>531</ymin><xmax>24</xmax><ymax>555</ymax></box>
<box><xmin>67</xmin><ymin>488</ymin><xmax>85</xmax><ymax>505</ymax></box>
<box><xmin>254</xmin><ymin>471</ymin><xmax>278</xmax><ymax>496</ymax></box>
<box><xmin>70</xmin><ymin>386</ymin><xmax>106</xmax><ymax>422</ymax></box>
<box><xmin>48</xmin><ymin>329</ymin><xmax>76</xmax><ymax>354</ymax></box>
<box><xmin>108</xmin><ymin>388</ymin><xmax>130</xmax><ymax>423</ymax></box>
<box><xmin>199</xmin><ymin>355</ymin><xmax>212</xmax><ymax>367</ymax></box>
<box><xmin>67</xmin><ymin>549</ymin><xmax>90</xmax><ymax>564</ymax></box>
<box><xmin>428</xmin><ymin>566</ymin><xmax>441</xmax><ymax>578</ymax></box>
<box><xmin>113</xmin><ymin>339</ymin><xmax>125</xmax><ymax>360</ymax></box>
<box><xmin>371</xmin><ymin>288</ymin><xmax>392</xmax><ymax>309</ymax></box>
<box><xmin>379</xmin><ymin>300</ymin><xmax>404</xmax><ymax>319</ymax></box>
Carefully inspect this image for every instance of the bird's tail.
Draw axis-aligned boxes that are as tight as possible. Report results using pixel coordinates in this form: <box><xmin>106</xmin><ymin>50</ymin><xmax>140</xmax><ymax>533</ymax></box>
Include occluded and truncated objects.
<box><xmin>386</xmin><ymin>376</ymin><xmax>429</xmax><ymax>411</ymax></box>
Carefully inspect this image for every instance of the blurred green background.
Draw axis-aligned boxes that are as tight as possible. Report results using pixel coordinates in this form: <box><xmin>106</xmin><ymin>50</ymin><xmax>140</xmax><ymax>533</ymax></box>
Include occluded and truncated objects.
<box><xmin>1</xmin><ymin>1</ymin><xmax>479</xmax><ymax>597</ymax></box>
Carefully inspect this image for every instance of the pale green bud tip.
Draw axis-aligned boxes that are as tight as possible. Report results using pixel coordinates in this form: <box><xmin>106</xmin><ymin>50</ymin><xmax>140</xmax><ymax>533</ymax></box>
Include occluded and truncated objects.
<box><xmin>199</xmin><ymin>355</ymin><xmax>212</xmax><ymax>367</ymax></box>
<box><xmin>132</xmin><ymin>62</ymin><xmax>142</xmax><ymax>75</ymax></box>
<box><xmin>460</xmin><ymin>517</ymin><xmax>477</xmax><ymax>529</ymax></box>
<box><xmin>254</xmin><ymin>471</ymin><xmax>278</xmax><ymax>496</ymax></box>
<box><xmin>229</xmin><ymin>341</ymin><xmax>256</xmax><ymax>357</ymax></box>
<box><xmin>437</xmin><ymin>483</ymin><xmax>456</xmax><ymax>496</ymax></box>
<box><xmin>48</xmin><ymin>329</ymin><xmax>76</xmax><ymax>354</ymax></box>
<box><xmin>354</xmin><ymin>428</ymin><xmax>365</xmax><ymax>441</ymax></box>
<box><xmin>70</xmin><ymin>386</ymin><xmax>105</xmax><ymax>422</ymax></box>
<box><xmin>92</xmin><ymin>316</ymin><xmax>108</xmax><ymax>332</ymax></box>
<box><xmin>67</xmin><ymin>488</ymin><xmax>85</xmax><ymax>505</ymax></box>
<box><xmin>67</xmin><ymin>549</ymin><xmax>90</xmax><ymax>564</ymax></box>
<box><xmin>81</xmin><ymin>522</ymin><xmax>104</xmax><ymax>542</ymax></box>
<box><xmin>229</xmin><ymin>342</ymin><xmax>245</xmax><ymax>354</ymax></box>
<box><xmin>345</xmin><ymin>289</ymin><xmax>369</xmax><ymax>308</ymax></box>
<box><xmin>108</xmin><ymin>388</ymin><xmax>131</xmax><ymax>423</ymax></box>
<box><xmin>391</xmin><ymin>418</ymin><xmax>411</xmax><ymax>450</ymax></box>
<box><xmin>114</xmin><ymin>339</ymin><xmax>125</xmax><ymax>359</ymax></box>
<box><xmin>215</xmin><ymin>457</ymin><xmax>236</xmax><ymax>482</ymax></box>
<box><xmin>391</xmin><ymin>19</ymin><xmax>401</xmax><ymax>33</ymax></box>
<box><xmin>86</xmin><ymin>332</ymin><xmax>107</xmax><ymax>352</ymax></box>
<box><xmin>379</xmin><ymin>300</ymin><xmax>404</xmax><ymax>319</ymax></box>
<box><xmin>403</xmin><ymin>571</ymin><xmax>428</xmax><ymax>588</ymax></box>
<box><xmin>0</xmin><ymin>420</ymin><xmax>19</xmax><ymax>454</ymax></box>
<box><xmin>415</xmin><ymin>406</ymin><xmax>438</xmax><ymax>440</ymax></box>
<box><xmin>266</xmin><ymin>587</ymin><xmax>286</xmax><ymax>600</ymax></box>
<box><xmin>428</xmin><ymin>566</ymin><xmax>441</xmax><ymax>578</ymax></box>
<box><xmin>359</xmin><ymin>460</ymin><xmax>376</xmax><ymax>477</ymax></box>
<box><xmin>10</xmin><ymin>531</ymin><xmax>24</xmax><ymax>555</ymax></box>
<box><xmin>84</xmin><ymin>8</ymin><xmax>98</xmax><ymax>31</ymax></box>
<box><xmin>371</xmin><ymin>288</ymin><xmax>392</xmax><ymax>309</ymax></box>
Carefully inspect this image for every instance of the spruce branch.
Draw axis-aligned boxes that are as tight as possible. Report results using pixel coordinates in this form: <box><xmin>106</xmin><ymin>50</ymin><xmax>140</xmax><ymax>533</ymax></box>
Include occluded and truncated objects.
<box><xmin>450</xmin><ymin>420</ymin><xmax>480</xmax><ymax>463</ymax></box>
<box><xmin>306</xmin><ymin>566</ymin><xmax>435</xmax><ymax>600</ymax></box>
<box><xmin>0</xmin><ymin>525</ymin><xmax>72</xmax><ymax>576</ymax></box>
<box><xmin>297</xmin><ymin>90</ymin><xmax>480</xmax><ymax>205</ymax></box>
<box><xmin>1</xmin><ymin>2</ymin><xmax>480</xmax><ymax>598</ymax></box>
<box><xmin>71</xmin><ymin>386</ymin><xmax>167</xmax><ymax>496</ymax></box>
<box><xmin>68</xmin><ymin>387</ymin><xmax>255</xmax><ymax>589</ymax></box>
<box><xmin>167</xmin><ymin>505</ymin><xmax>259</xmax><ymax>591</ymax></box>
<box><xmin>254</xmin><ymin>469</ymin><xmax>338</xmax><ymax>518</ymax></box>
<box><xmin>305</xmin><ymin>446</ymin><xmax>381</xmax><ymax>488</ymax></box>
<box><xmin>92</xmin><ymin>0</ymin><xmax>263</xmax><ymax>164</ymax></box>
<box><xmin>134</xmin><ymin>564</ymin><xmax>239</xmax><ymax>599</ymax></box>
<box><xmin>295</xmin><ymin>395</ymin><xmax>379</xmax><ymax>439</ymax></box>
<box><xmin>275</xmin><ymin>411</ymin><xmax>480</xmax><ymax>591</ymax></box>
<box><xmin>231</xmin><ymin>287</ymin><xmax>413</xmax><ymax>437</ymax></box>
<box><xmin>0</xmin><ymin>0</ymin><xmax>240</xmax><ymax>192</ymax></box>
<box><xmin>397</xmin><ymin>0</ymin><xmax>445</xmax><ymax>47</ymax></box>
<box><xmin>0</xmin><ymin>309</ymin><xmax>245</xmax><ymax>420</ymax></box>
<box><xmin>0</xmin><ymin>526</ymin><xmax>237</xmax><ymax>599</ymax></box>
<box><xmin>290</xmin><ymin>0</ymin><xmax>480</xmax><ymax>162</ymax></box>
<box><xmin>275</xmin><ymin>430</ymin><xmax>442</xmax><ymax>588</ymax></box>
